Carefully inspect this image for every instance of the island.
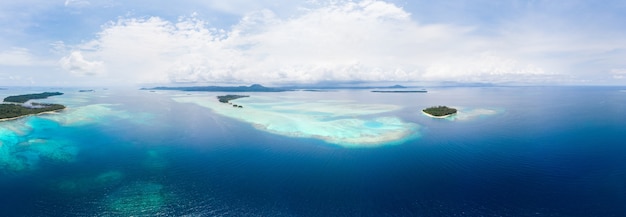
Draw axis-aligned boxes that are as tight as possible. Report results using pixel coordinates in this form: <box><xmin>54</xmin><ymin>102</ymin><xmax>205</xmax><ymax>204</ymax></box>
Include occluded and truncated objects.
<box><xmin>143</xmin><ymin>84</ymin><xmax>289</xmax><ymax>92</ymax></box>
<box><xmin>1</xmin><ymin>92</ymin><xmax>65</xmax><ymax>121</ymax></box>
<box><xmin>372</xmin><ymin>90</ymin><xmax>427</xmax><ymax>93</ymax></box>
<box><xmin>4</xmin><ymin>92</ymin><xmax>64</xmax><ymax>103</ymax></box>
<box><xmin>285</xmin><ymin>84</ymin><xmax>410</xmax><ymax>90</ymax></box>
<box><xmin>422</xmin><ymin>106</ymin><xmax>457</xmax><ymax>118</ymax></box>
<box><xmin>217</xmin><ymin>95</ymin><xmax>249</xmax><ymax>103</ymax></box>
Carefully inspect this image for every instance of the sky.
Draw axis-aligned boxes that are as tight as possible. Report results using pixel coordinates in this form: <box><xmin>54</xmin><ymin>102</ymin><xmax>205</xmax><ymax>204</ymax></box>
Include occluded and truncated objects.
<box><xmin>1</xmin><ymin>0</ymin><xmax>625</xmax><ymax>87</ymax></box>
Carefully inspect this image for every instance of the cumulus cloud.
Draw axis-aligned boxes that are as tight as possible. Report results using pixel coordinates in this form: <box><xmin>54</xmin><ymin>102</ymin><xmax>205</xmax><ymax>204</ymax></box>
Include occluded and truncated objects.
<box><xmin>59</xmin><ymin>51</ymin><xmax>104</xmax><ymax>76</ymax></box>
<box><xmin>59</xmin><ymin>0</ymin><xmax>567</xmax><ymax>85</ymax></box>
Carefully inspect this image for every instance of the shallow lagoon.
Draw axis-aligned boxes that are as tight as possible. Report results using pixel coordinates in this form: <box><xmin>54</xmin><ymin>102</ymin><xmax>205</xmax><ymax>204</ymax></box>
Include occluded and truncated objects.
<box><xmin>174</xmin><ymin>94</ymin><xmax>421</xmax><ymax>147</ymax></box>
<box><xmin>1</xmin><ymin>87</ymin><xmax>625</xmax><ymax>216</ymax></box>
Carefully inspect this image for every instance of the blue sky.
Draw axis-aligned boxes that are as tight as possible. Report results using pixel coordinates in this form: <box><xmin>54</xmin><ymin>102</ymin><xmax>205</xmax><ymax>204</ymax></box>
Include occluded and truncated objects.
<box><xmin>1</xmin><ymin>0</ymin><xmax>625</xmax><ymax>86</ymax></box>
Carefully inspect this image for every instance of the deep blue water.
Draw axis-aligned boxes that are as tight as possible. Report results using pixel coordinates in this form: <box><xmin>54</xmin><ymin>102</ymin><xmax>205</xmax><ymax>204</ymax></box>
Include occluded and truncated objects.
<box><xmin>1</xmin><ymin>86</ymin><xmax>625</xmax><ymax>216</ymax></box>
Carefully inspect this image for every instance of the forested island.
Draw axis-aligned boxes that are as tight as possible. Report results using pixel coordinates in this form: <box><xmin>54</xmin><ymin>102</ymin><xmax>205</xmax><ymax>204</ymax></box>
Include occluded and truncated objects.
<box><xmin>1</xmin><ymin>92</ymin><xmax>65</xmax><ymax>120</ymax></box>
<box><xmin>422</xmin><ymin>106</ymin><xmax>457</xmax><ymax>118</ymax></box>
<box><xmin>217</xmin><ymin>95</ymin><xmax>249</xmax><ymax>103</ymax></box>
<box><xmin>4</xmin><ymin>92</ymin><xmax>64</xmax><ymax>103</ymax></box>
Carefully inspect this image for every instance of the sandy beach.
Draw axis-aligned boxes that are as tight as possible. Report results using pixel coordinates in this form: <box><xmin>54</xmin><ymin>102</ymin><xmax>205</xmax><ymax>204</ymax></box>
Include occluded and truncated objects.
<box><xmin>421</xmin><ymin>110</ymin><xmax>456</xmax><ymax>119</ymax></box>
<box><xmin>0</xmin><ymin>108</ymin><xmax>65</xmax><ymax>122</ymax></box>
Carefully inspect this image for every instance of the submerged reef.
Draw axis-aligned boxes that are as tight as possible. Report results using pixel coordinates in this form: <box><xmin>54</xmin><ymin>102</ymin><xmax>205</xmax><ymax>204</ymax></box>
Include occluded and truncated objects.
<box><xmin>41</xmin><ymin>104</ymin><xmax>152</xmax><ymax>126</ymax></box>
<box><xmin>0</xmin><ymin>118</ymin><xmax>78</xmax><ymax>172</ymax></box>
<box><xmin>174</xmin><ymin>95</ymin><xmax>420</xmax><ymax>147</ymax></box>
<box><xmin>1</xmin><ymin>103</ymin><xmax>152</xmax><ymax>173</ymax></box>
<box><xmin>445</xmin><ymin>108</ymin><xmax>500</xmax><ymax>121</ymax></box>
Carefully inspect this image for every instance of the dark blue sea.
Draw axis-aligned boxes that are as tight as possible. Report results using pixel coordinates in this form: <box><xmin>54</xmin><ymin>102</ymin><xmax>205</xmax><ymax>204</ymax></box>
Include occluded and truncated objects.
<box><xmin>1</xmin><ymin>86</ymin><xmax>625</xmax><ymax>216</ymax></box>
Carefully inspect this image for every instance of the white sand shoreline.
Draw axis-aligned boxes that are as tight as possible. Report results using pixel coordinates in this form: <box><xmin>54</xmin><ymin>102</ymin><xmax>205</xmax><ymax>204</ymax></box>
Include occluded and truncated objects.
<box><xmin>0</xmin><ymin>108</ymin><xmax>65</xmax><ymax>122</ymax></box>
<box><xmin>421</xmin><ymin>110</ymin><xmax>455</xmax><ymax>119</ymax></box>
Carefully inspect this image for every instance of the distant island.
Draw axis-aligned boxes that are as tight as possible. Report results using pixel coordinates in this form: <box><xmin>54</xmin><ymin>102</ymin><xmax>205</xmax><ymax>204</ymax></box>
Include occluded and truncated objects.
<box><xmin>141</xmin><ymin>84</ymin><xmax>427</xmax><ymax>92</ymax></box>
<box><xmin>372</xmin><ymin>90</ymin><xmax>427</xmax><ymax>93</ymax></box>
<box><xmin>79</xmin><ymin>89</ymin><xmax>95</xmax><ymax>92</ymax></box>
<box><xmin>143</xmin><ymin>84</ymin><xmax>289</xmax><ymax>92</ymax></box>
<box><xmin>422</xmin><ymin>106</ymin><xmax>457</xmax><ymax>118</ymax></box>
<box><xmin>284</xmin><ymin>84</ymin><xmax>410</xmax><ymax>90</ymax></box>
<box><xmin>1</xmin><ymin>92</ymin><xmax>65</xmax><ymax>121</ymax></box>
<box><xmin>217</xmin><ymin>95</ymin><xmax>249</xmax><ymax>108</ymax></box>
<box><xmin>4</xmin><ymin>92</ymin><xmax>64</xmax><ymax>103</ymax></box>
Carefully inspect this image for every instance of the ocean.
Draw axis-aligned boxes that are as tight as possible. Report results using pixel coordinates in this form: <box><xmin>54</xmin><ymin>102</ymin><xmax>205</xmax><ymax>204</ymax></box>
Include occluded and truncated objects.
<box><xmin>0</xmin><ymin>86</ymin><xmax>625</xmax><ymax>216</ymax></box>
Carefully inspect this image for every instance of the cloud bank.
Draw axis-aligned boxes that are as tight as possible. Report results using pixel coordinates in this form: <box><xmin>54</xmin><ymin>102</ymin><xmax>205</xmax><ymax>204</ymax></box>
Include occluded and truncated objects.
<box><xmin>57</xmin><ymin>0</ymin><xmax>621</xmax><ymax>85</ymax></box>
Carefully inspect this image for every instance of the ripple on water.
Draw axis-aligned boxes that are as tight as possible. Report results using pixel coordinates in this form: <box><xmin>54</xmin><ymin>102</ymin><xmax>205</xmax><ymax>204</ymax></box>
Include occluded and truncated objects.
<box><xmin>104</xmin><ymin>182</ymin><xmax>170</xmax><ymax>216</ymax></box>
<box><xmin>53</xmin><ymin>170</ymin><xmax>125</xmax><ymax>194</ymax></box>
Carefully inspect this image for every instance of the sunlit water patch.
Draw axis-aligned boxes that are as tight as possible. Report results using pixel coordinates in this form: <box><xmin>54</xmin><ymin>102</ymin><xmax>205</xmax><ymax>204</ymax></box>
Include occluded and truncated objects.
<box><xmin>52</xmin><ymin>170</ymin><xmax>125</xmax><ymax>194</ymax></box>
<box><xmin>142</xmin><ymin>149</ymin><xmax>170</xmax><ymax>172</ymax></box>
<box><xmin>173</xmin><ymin>95</ymin><xmax>420</xmax><ymax>147</ymax></box>
<box><xmin>104</xmin><ymin>181</ymin><xmax>172</xmax><ymax>216</ymax></box>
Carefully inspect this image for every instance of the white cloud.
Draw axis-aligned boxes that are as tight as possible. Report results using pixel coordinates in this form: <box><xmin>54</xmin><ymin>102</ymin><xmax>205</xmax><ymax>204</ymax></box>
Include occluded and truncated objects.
<box><xmin>59</xmin><ymin>0</ymin><xmax>574</xmax><ymax>85</ymax></box>
<box><xmin>59</xmin><ymin>51</ymin><xmax>104</xmax><ymax>76</ymax></box>
<box><xmin>423</xmin><ymin>52</ymin><xmax>547</xmax><ymax>83</ymax></box>
<box><xmin>64</xmin><ymin>0</ymin><xmax>90</xmax><ymax>7</ymax></box>
<box><xmin>202</xmin><ymin>0</ymin><xmax>303</xmax><ymax>16</ymax></box>
<box><xmin>0</xmin><ymin>47</ymin><xmax>58</xmax><ymax>67</ymax></box>
<box><xmin>0</xmin><ymin>47</ymin><xmax>36</xmax><ymax>66</ymax></box>
<box><xmin>611</xmin><ymin>68</ymin><xmax>626</xmax><ymax>79</ymax></box>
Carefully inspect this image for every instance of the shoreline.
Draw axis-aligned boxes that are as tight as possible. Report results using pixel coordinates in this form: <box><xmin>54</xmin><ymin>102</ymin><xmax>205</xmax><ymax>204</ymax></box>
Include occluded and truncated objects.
<box><xmin>421</xmin><ymin>110</ymin><xmax>455</xmax><ymax>119</ymax></box>
<box><xmin>0</xmin><ymin>108</ymin><xmax>65</xmax><ymax>122</ymax></box>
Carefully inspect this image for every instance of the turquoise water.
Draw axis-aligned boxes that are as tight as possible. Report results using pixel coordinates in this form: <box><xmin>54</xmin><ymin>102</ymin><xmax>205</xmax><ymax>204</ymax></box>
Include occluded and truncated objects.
<box><xmin>1</xmin><ymin>87</ymin><xmax>625</xmax><ymax>216</ymax></box>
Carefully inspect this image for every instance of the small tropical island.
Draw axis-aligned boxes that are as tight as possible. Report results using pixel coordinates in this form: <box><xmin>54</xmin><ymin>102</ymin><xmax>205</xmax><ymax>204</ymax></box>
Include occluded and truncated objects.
<box><xmin>217</xmin><ymin>95</ymin><xmax>249</xmax><ymax>108</ymax></box>
<box><xmin>217</xmin><ymin>95</ymin><xmax>249</xmax><ymax>103</ymax></box>
<box><xmin>422</xmin><ymin>106</ymin><xmax>457</xmax><ymax>118</ymax></box>
<box><xmin>1</xmin><ymin>92</ymin><xmax>66</xmax><ymax>121</ymax></box>
<box><xmin>4</xmin><ymin>92</ymin><xmax>64</xmax><ymax>103</ymax></box>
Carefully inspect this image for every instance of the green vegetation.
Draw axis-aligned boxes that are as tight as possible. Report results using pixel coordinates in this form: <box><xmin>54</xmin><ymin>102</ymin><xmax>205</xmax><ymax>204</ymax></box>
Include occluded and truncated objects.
<box><xmin>0</xmin><ymin>103</ymin><xmax>65</xmax><ymax>119</ymax></box>
<box><xmin>423</xmin><ymin>106</ymin><xmax>457</xmax><ymax>117</ymax></box>
<box><xmin>217</xmin><ymin>95</ymin><xmax>249</xmax><ymax>103</ymax></box>
<box><xmin>3</xmin><ymin>92</ymin><xmax>63</xmax><ymax>103</ymax></box>
<box><xmin>1</xmin><ymin>92</ymin><xmax>65</xmax><ymax>120</ymax></box>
